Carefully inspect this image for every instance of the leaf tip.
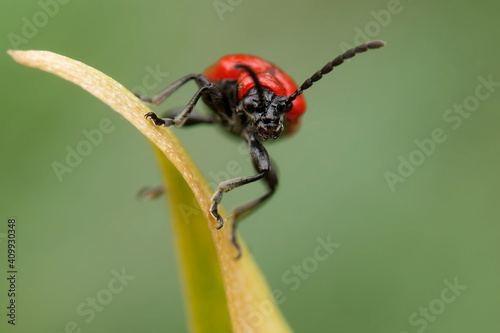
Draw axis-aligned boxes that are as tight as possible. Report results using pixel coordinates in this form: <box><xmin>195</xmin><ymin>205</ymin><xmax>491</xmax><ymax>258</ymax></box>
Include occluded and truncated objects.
<box><xmin>7</xmin><ymin>49</ymin><xmax>27</xmax><ymax>65</ymax></box>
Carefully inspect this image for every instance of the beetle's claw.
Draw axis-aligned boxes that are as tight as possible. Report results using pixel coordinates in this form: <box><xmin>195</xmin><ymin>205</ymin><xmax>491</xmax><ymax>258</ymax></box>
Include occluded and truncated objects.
<box><xmin>210</xmin><ymin>191</ymin><xmax>225</xmax><ymax>229</ymax></box>
<box><xmin>145</xmin><ymin>112</ymin><xmax>167</xmax><ymax>126</ymax></box>
<box><xmin>231</xmin><ymin>231</ymin><xmax>242</xmax><ymax>260</ymax></box>
<box><xmin>212</xmin><ymin>211</ymin><xmax>224</xmax><ymax>229</ymax></box>
<box><xmin>138</xmin><ymin>185</ymin><xmax>165</xmax><ymax>200</ymax></box>
<box><xmin>145</xmin><ymin>112</ymin><xmax>176</xmax><ymax>127</ymax></box>
<box><xmin>145</xmin><ymin>111</ymin><xmax>159</xmax><ymax>122</ymax></box>
<box><xmin>210</xmin><ymin>203</ymin><xmax>225</xmax><ymax>229</ymax></box>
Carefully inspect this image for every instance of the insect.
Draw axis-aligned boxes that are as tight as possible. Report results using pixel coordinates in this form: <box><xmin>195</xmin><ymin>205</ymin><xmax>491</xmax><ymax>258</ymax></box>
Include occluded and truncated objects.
<box><xmin>137</xmin><ymin>40</ymin><xmax>385</xmax><ymax>258</ymax></box>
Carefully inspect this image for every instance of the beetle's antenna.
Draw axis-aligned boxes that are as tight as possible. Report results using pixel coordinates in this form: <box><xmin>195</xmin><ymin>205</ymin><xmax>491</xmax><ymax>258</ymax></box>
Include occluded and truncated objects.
<box><xmin>235</xmin><ymin>64</ymin><xmax>265</xmax><ymax>110</ymax></box>
<box><xmin>286</xmin><ymin>40</ymin><xmax>386</xmax><ymax>108</ymax></box>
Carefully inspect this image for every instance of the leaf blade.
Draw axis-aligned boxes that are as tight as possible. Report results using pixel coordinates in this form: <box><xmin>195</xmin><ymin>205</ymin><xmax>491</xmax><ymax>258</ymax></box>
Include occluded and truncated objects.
<box><xmin>153</xmin><ymin>145</ymin><xmax>232</xmax><ymax>333</ymax></box>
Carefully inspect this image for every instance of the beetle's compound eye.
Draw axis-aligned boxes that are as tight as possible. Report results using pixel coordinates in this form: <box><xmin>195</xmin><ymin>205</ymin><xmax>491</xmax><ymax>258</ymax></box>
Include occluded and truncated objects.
<box><xmin>275</xmin><ymin>96</ymin><xmax>292</xmax><ymax>114</ymax></box>
<box><xmin>242</xmin><ymin>95</ymin><xmax>260</xmax><ymax>113</ymax></box>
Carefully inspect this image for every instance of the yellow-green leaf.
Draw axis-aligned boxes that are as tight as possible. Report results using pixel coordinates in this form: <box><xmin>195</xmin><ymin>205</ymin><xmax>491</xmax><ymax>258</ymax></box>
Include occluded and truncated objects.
<box><xmin>153</xmin><ymin>144</ymin><xmax>232</xmax><ymax>333</ymax></box>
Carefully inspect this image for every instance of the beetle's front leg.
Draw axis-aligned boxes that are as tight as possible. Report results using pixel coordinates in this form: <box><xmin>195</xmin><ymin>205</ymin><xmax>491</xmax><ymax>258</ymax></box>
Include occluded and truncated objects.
<box><xmin>210</xmin><ymin>133</ymin><xmax>273</xmax><ymax>257</ymax></box>
<box><xmin>144</xmin><ymin>73</ymin><xmax>231</xmax><ymax>128</ymax></box>
<box><xmin>210</xmin><ymin>171</ymin><xmax>267</xmax><ymax>229</ymax></box>
<box><xmin>145</xmin><ymin>84</ymin><xmax>213</xmax><ymax>127</ymax></box>
<box><xmin>135</xmin><ymin>74</ymin><xmax>198</xmax><ymax>106</ymax></box>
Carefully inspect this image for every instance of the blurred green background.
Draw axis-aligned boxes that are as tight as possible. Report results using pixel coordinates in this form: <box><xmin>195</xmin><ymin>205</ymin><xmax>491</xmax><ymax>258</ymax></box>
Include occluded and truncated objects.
<box><xmin>1</xmin><ymin>0</ymin><xmax>499</xmax><ymax>332</ymax></box>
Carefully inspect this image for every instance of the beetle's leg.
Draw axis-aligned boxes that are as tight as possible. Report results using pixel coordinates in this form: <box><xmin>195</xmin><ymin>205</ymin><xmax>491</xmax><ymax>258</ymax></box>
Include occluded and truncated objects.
<box><xmin>138</xmin><ymin>107</ymin><xmax>217</xmax><ymax>200</ymax></box>
<box><xmin>162</xmin><ymin>108</ymin><xmax>216</xmax><ymax>126</ymax></box>
<box><xmin>230</xmin><ymin>164</ymin><xmax>277</xmax><ymax>259</ymax></box>
<box><xmin>145</xmin><ymin>107</ymin><xmax>218</xmax><ymax>127</ymax></box>
<box><xmin>145</xmin><ymin>83</ymin><xmax>215</xmax><ymax>127</ymax></box>
<box><xmin>210</xmin><ymin>172</ymin><xmax>267</xmax><ymax>229</ymax></box>
<box><xmin>136</xmin><ymin>74</ymin><xmax>232</xmax><ymax>115</ymax></box>
<box><xmin>146</xmin><ymin>74</ymin><xmax>231</xmax><ymax>127</ymax></box>
<box><xmin>138</xmin><ymin>185</ymin><xmax>165</xmax><ymax>200</ymax></box>
<box><xmin>135</xmin><ymin>74</ymin><xmax>198</xmax><ymax>106</ymax></box>
<box><xmin>210</xmin><ymin>132</ymin><xmax>275</xmax><ymax>257</ymax></box>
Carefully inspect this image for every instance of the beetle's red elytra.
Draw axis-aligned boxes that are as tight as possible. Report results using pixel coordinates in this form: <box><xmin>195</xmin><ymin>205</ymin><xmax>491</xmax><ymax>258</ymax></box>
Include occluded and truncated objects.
<box><xmin>204</xmin><ymin>54</ymin><xmax>306</xmax><ymax>119</ymax></box>
<box><xmin>138</xmin><ymin>40</ymin><xmax>386</xmax><ymax>258</ymax></box>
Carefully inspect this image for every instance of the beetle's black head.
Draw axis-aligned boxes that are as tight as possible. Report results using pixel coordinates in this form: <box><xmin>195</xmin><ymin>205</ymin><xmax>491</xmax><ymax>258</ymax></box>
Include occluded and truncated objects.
<box><xmin>235</xmin><ymin>64</ymin><xmax>292</xmax><ymax>140</ymax></box>
<box><xmin>241</xmin><ymin>88</ymin><xmax>291</xmax><ymax>140</ymax></box>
